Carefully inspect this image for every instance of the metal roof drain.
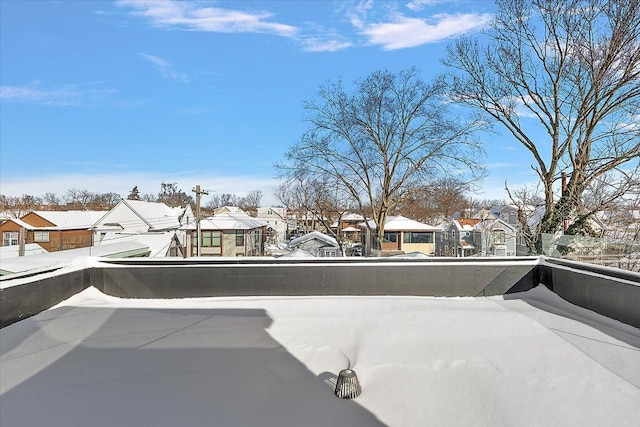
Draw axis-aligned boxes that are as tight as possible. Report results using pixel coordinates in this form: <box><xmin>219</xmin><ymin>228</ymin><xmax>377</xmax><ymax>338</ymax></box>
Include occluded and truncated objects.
<box><xmin>334</xmin><ymin>369</ymin><xmax>362</xmax><ymax>399</ymax></box>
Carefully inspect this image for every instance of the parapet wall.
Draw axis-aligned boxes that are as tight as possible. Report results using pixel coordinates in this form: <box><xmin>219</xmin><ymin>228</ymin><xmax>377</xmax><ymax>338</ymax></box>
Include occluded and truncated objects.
<box><xmin>539</xmin><ymin>257</ymin><xmax>640</xmax><ymax>328</ymax></box>
<box><xmin>93</xmin><ymin>257</ymin><xmax>538</xmax><ymax>299</ymax></box>
<box><xmin>0</xmin><ymin>267</ymin><xmax>89</xmax><ymax>328</ymax></box>
<box><xmin>1</xmin><ymin>256</ymin><xmax>638</xmax><ymax>328</ymax></box>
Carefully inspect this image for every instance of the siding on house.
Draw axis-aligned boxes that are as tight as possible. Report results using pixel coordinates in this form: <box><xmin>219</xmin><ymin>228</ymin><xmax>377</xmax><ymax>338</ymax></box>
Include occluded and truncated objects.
<box><xmin>362</xmin><ymin>216</ymin><xmax>439</xmax><ymax>256</ymax></box>
<box><xmin>1</xmin><ymin>211</ymin><xmax>106</xmax><ymax>252</ymax></box>
<box><xmin>185</xmin><ymin>209</ymin><xmax>267</xmax><ymax>257</ymax></box>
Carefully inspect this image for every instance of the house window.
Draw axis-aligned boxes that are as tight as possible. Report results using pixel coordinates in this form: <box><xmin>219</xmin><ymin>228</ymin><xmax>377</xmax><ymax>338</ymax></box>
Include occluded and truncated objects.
<box><xmin>196</xmin><ymin>231</ymin><xmax>221</xmax><ymax>248</ymax></box>
<box><xmin>34</xmin><ymin>231</ymin><xmax>50</xmax><ymax>242</ymax></box>
<box><xmin>492</xmin><ymin>230</ymin><xmax>506</xmax><ymax>243</ymax></box>
<box><xmin>322</xmin><ymin>249</ymin><xmax>339</xmax><ymax>257</ymax></box>
<box><xmin>403</xmin><ymin>232</ymin><xmax>433</xmax><ymax>244</ymax></box>
<box><xmin>236</xmin><ymin>230</ymin><xmax>245</xmax><ymax>247</ymax></box>
<box><xmin>3</xmin><ymin>232</ymin><xmax>18</xmax><ymax>246</ymax></box>
<box><xmin>383</xmin><ymin>232</ymin><xmax>398</xmax><ymax>243</ymax></box>
<box><xmin>450</xmin><ymin>230</ymin><xmax>455</xmax><ymax>239</ymax></box>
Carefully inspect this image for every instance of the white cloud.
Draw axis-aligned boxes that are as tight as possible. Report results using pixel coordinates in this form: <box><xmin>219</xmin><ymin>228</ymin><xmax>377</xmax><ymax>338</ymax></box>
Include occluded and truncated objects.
<box><xmin>406</xmin><ymin>0</ymin><xmax>457</xmax><ymax>12</ymax></box>
<box><xmin>0</xmin><ymin>82</ymin><xmax>116</xmax><ymax>106</ymax></box>
<box><xmin>360</xmin><ymin>12</ymin><xmax>492</xmax><ymax>50</ymax></box>
<box><xmin>139</xmin><ymin>53</ymin><xmax>189</xmax><ymax>82</ymax></box>
<box><xmin>300</xmin><ymin>37</ymin><xmax>353</xmax><ymax>52</ymax></box>
<box><xmin>116</xmin><ymin>0</ymin><xmax>298</xmax><ymax>37</ymax></box>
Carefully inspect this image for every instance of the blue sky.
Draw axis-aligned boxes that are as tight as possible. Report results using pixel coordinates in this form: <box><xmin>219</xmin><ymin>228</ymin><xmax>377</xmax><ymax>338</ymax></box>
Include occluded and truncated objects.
<box><xmin>0</xmin><ymin>0</ymin><xmax>536</xmax><ymax>206</ymax></box>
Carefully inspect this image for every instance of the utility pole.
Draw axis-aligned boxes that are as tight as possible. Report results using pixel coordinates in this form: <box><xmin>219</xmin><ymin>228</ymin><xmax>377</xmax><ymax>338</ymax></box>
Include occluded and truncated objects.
<box><xmin>192</xmin><ymin>185</ymin><xmax>209</xmax><ymax>256</ymax></box>
<box><xmin>18</xmin><ymin>227</ymin><xmax>25</xmax><ymax>257</ymax></box>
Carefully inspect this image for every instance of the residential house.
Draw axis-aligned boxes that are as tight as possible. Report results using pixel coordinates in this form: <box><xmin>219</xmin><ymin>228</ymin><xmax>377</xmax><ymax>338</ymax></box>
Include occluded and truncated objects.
<box><xmin>490</xmin><ymin>205</ymin><xmax>520</xmax><ymax>226</ymax></box>
<box><xmin>330</xmin><ymin>213</ymin><xmax>365</xmax><ymax>244</ymax></box>
<box><xmin>286</xmin><ymin>211</ymin><xmax>329</xmax><ymax>239</ymax></box>
<box><xmin>436</xmin><ymin>218</ymin><xmax>482</xmax><ymax>257</ymax></box>
<box><xmin>255</xmin><ymin>207</ymin><xmax>288</xmax><ymax>244</ymax></box>
<box><xmin>287</xmin><ymin>231</ymin><xmax>342</xmax><ymax>257</ymax></box>
<box><xmin>185</xmin><ymin>208</ymin><xmax>267</xmax><ymax>257</ymax></box>
<box><xmin>90</xmin><ymin>200</ymin><xmax>195</xmax><ymax>257</ymax></box>
<box><xmin>361</xmin><ymin>215</ymin><xmax>439</xmax><ymax>256</ymax></box>
<box><xmin>213</xmin><ymin>206</ymin><xmax>245</xmax><ymax>215</ymax></box>
<box><xmin>475</xmin><ymin>219</ymin><xmax>518</xmax><ymax>256</ymax></box>
<box><xmin>92</xmin><ymin>199</ymin><xmax>194</xmax><ymax>238</ymax></box>
<box><xmin>1</xmin><ymin>210</ymin><xmax>107</xmax><ymax>252</ymax></box>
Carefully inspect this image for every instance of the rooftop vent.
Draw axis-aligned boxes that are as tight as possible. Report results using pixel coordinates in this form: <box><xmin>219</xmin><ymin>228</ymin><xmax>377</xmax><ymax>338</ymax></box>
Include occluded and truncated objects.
<box><xmin>334</xmin><ymin>369</ymin><xmax>361</xmax><ymax>399</ymax></box>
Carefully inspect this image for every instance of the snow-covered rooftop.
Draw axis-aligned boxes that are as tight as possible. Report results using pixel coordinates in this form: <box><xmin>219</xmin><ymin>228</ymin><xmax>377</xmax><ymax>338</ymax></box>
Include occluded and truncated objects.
<box><xmin>288</xmin><ymin>230</ymin><xmax>339</xmax><ymax>248</ymax></box>
<box><xmin>1</xmin><ymin>285</ymin><xmax>638</xmax><ymax>426</ymax></box>
<box><xmin>91</xmin><ymin>200</ymin><xmax>192</xmax><ymax>233</ymax></box>
<box><xmin>0</xmin><ymin>241</ymin><xmax>151</xmax><ymax>277</ymax></box>
<box><xmin>0</xmin><ymin>231</ymin><xmax>187</xmax><ymax>277</ymax></box>
<box><xmin>0</xmin><ymin>243</ymin><xmax>46</xmax><ymax>259</ymax></box>
<box><xmin>362</xmin><ymin>215</ymin><xmax>438</xmax><ymax>231</ymax></box>
<box><xmin>185</xmin><ymin>211</ymin><xmax>267</xmax><ymax>231</ymax></box>
<box><xmin>0</xmin><ymin>217</ymin><xmax>36</xmax><ymax>230</ymax></box>
<box><xmin>29</xmin><ymin>210</ymin><xmax>108</xmax><ymax>229</ymax></box>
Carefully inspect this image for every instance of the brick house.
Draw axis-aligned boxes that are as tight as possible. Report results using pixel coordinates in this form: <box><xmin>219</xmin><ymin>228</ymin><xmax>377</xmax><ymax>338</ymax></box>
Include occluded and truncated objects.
<box><xmin>1</xmin><ymin>210</ymin><xmax>107</xmax><ymax>252</ymax></box>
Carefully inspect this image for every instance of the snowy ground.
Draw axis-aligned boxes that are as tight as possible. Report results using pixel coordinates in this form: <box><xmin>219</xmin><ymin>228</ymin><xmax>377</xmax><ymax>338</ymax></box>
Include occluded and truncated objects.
<box><xmin>1</xmin><ymin>285</ymin><xmax>639</xmax><ymax>426</ymax></box>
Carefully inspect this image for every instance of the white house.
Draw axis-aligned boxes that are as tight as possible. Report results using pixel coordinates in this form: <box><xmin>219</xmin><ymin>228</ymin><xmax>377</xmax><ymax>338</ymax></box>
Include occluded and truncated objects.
<box><xmin>475</xmin><ymin>219</ymin><xmax>518</xmax><ymax>256</ymax></box>
<box><xmin>255</xmin><ymin>207</ymin><xmax>288</xmax><ymax>244</ymax></box>
<box><xmin>93</xmin><ymin>200</ymin><xmax>195</xmax><ymax>237</ymax></box>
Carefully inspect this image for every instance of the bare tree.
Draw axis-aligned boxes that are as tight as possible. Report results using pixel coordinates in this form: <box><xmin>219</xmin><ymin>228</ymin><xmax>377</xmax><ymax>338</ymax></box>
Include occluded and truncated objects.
<box><xmin>157</xmin><ymin>182</ymin><xmax>192</xmax><ymax>207</ymax></box>
<box><xmin>42</xmin><ymin>192</ymin><xmax>63</xmax><ymax>209</ymax></box>
<box><xmin>206</xmin><ymin>193</ymin><xmax>240</xmax><ymax>210</ymax></box>
<box><xmin>0</xmin><ymin>194</ymin><xmax>42</xmax><ymax>217</ymax></box>
<box><xmin>0</xmin><ymin>195</ymin><xmax>10</xmax><ymax>214</ymax></box>
<box><xmin>444</xmin><ymin>0</ymin><xmax>640</xmax><ymax>240</ymax></box>
<box><xmin>505</xmin><ymin>182</ymin><xmax>545</xmax><ymax>254</ymax></box>
<box><xmin>274</xmin><ymin>175</ymin><xmax>354</xmax><ymax>241</ymax></box>
<box><xmin>239</xmin><ymin>190</ymin><xmax>263</xmax><ymax>215</ymax></box>
<box><xmin>396</xmin><ymin>177</ymin><xmax>471</xmax><ymax>221</ymax></box>
<box><xmin>142</xmin><ymin>193</ymin><xmax>158</xmax><ymax>202</ymax></box>
<box><xmin>307</xmin><ymin>175</ymin><xmax>353</xmax><ymax>243</ymax></box>
<box><xmin>274</xmin><ymin>178</ymin><xmax>313</xmax><ymax>235</ymax></box>
<box><xmin>278</xmin><ymin>68</ymin><xmax>486</xmax><ymax>248</ymax></box>
<box><xmin>65</xmin><ymin>189</ymin><xmax>96</xmax><ymax>210</ymax></box>
<box><xmin>95</xmin><ymin>192</ymin><xmax>122</xmax><ymax>210</ymax></box>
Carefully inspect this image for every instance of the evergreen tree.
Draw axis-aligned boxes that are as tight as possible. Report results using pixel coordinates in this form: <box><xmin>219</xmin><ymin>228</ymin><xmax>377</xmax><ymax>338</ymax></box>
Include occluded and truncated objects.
<box><xmin>128</xmin><ymin>186</ymin><xmax>141</xmax><ymax>200</ymax></box>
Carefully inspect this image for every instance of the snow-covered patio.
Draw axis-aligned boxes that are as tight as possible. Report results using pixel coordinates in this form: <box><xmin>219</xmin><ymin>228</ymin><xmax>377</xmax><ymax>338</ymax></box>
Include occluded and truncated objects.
<box><xmin>1</xmin><ymin>285</ymin><xmax>639</xmax><ymax>426</ymax></box>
